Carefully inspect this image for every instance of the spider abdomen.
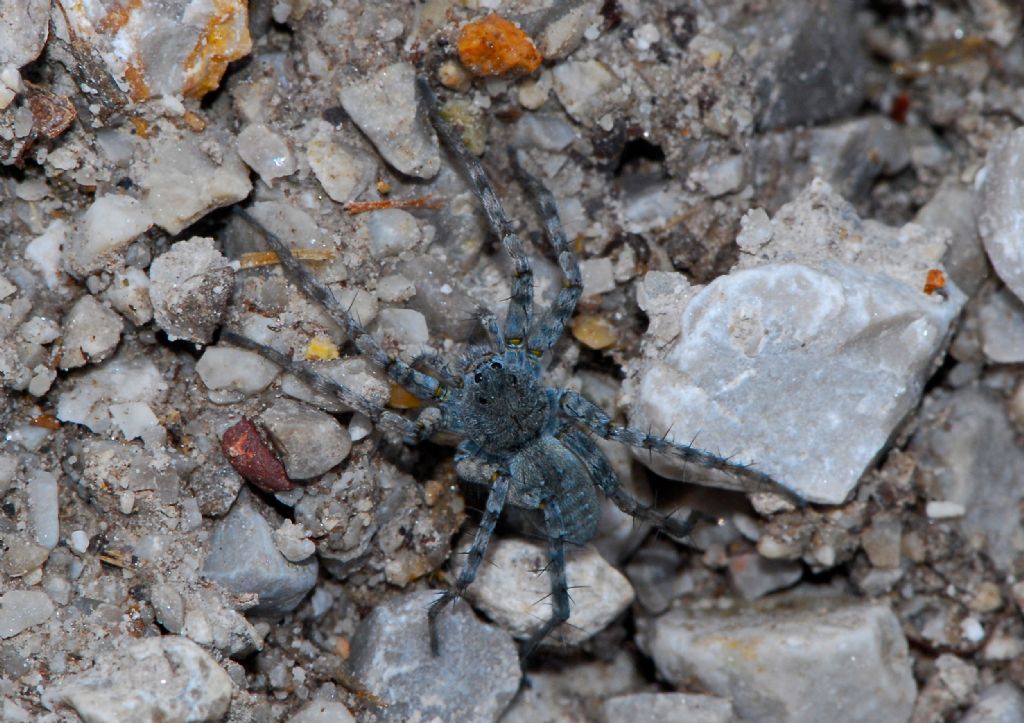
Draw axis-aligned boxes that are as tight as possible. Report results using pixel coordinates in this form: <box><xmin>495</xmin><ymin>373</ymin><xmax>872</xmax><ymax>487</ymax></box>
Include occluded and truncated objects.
<box><xmin>508</xmin><ymin>435</ymin><xmax>602</xmax><ymax>545</ymax></box>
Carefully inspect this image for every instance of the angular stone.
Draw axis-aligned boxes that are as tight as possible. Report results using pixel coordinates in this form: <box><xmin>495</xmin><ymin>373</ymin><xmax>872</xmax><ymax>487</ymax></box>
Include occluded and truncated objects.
<box><xmin>259</xmin><ymin>398</ymin><xmax>351</xmax><ymax>480</ymax></box>
<box><xmin>979</xmin><ymin>128</ymin><xmax>1024</xmax><ymax>307</ymax></box>
<box><xmin>60</xmin><ymin>295</ymin><xmax>123</xmax><ymax>370</ymax></box>
<box><xmin>0</xmin><ymin>590</ymin><xmax>54</xmax><ymax>638</ymax></box>
<box><xmin>347</xmin><ymin>591</ymin><xmax>520</xmax><ymax>722</ymax></box>
<box><xmin>459</xmin><ymin>537</ymin><xmax>634</xmax><ymax>646</ymax></box>
<box><xmin>149</xmin><ymin>237</ymin><xmax>234</xmax><ymax>344</ymax></box>
<box><xmin>339</xmin><ymin>63</ymin><xmax>439</xmax><ymax>179</ymax></box>
<box><xmin>43</xmin><ymin>636</ymin><xmax>232</xmax><ymax>723</ymax></box>
<box><xmin>602</xmin><ymin>692</ymin><xmax>737</xmax><ymax>723</ymax></box>
<box><xmin>638</xmin><ymin>597</ymin><xmax>916</xmax><ymax>723</ymax></box>
<box><xmin>202</xmin><ymin>493</ymin><xmax>318</xmax><ymax>618</ymax></box>
<box><xmin>630</xmin><ymin>180</ymin><xmax>964</xmax><ymax>504</ymax></box>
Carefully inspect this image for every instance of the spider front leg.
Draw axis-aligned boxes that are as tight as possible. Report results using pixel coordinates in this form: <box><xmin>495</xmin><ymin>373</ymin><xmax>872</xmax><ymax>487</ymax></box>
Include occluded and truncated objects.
<box><xmin>558</xmin><ymin>427</ymin><xmax>705</xmax><ymax>539</ymax></box>
<box><xmin>507</xmin><ymin>149</ymin><xmax>583</xmax><ymax>356</ymax></box>
<box><xmin>429</xmin><ymin>462</ymin><xmax>510</xmax><ymax>656</ymax></box>
<box><xmin>520</xmin><ymin>498</ymin><xmax>571</xmax><ymax>661</ymax></box>
<box><xmin>219</xmin><ymin>331</ymin><xmax>434</xmax><ymax>444</ymax></box>
<box><xmin>234</xmin><ymin>209</ymin><xmax>444</xmax><ymax>402</ymax></box>
<box><xmin>558</xmin><ymin>390</ymin><xmax>806</xmax><ymax>506</ymax></box>
<box><xmin>417</xmin><ymin>77</ymin><xmax>533</xmax><ymax>346</ymax></box>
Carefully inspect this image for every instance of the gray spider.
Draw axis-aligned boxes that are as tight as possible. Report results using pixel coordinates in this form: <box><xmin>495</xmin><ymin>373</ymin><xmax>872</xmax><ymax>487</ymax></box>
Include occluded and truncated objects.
<box><xmin>223</xmin><ymin>77</ymin><xmax>802</xmax><ymax>659</ymax></box>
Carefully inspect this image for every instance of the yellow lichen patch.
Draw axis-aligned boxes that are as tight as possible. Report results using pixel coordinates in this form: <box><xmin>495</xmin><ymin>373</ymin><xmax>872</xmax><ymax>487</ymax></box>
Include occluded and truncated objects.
<box><xmin>304</xmin><ymin>335</ymin><xmax>340</xmax><ymax>362</ymax></box>
<box><xmin>457</xmin><ymin>14</ymin><xmax>542</xmax><ymax>78</ymax></box>
<box><xmin>182</xmin><ymin>110</ymin><xmax>207</xmax><ymax>132</ymax></box>
<box><xmin>129</xmin><ymin>115</ymin><xmax>152</xmax><ymax>138</ymax></box>
<box><xmin>571</xmin><ymin>314</ymin><xmax>617</xmax><ymax>350</ymax></box>
<box><xmin>96</xmin><ymin>0</ymin><xmax>143</xmax><ymax>34</ymax></box>
<box><xmin>182</xmin><ymin>0</ymin><xmax>253</xmax><ymax>99</ymax></box>
<box><xmin>389</xmin><ymin>383</ymin><xmax>423</xmax><ymax>410</ymax></box>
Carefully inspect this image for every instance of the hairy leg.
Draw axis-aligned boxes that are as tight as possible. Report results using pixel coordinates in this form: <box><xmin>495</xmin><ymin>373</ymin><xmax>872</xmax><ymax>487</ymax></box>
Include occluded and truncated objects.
<box><xmin>417</xmin><ymin>77</ymin><xmax>533</xmax><ymax>346</ymax></box>
<box><xmin>507</xmin><ymin>149</ymin><xmax>583</xmax><ymax>356</ymax></box>
<box><xmin>558</xmin><ymin>427</ymin><xmax>705</xmax><ymax>539</ymax></box>
<box><xmin>520</xmin><ymin>499</ymin><xmax>571</xmax><ymax>661</ymax></box>
<box><xmin>558</xmin><ymin>389</ymin><xmax>806</xmax><ymax>506</ymax></box>
<box><xmin>235</xmin><ymin>209</ymin><xmax>444</xmax><ymax>402</ymax></box>
<box><xmin>429</xmin><ymin>471</ymin><xmax>510</xmax><ymax>655</ymax></box>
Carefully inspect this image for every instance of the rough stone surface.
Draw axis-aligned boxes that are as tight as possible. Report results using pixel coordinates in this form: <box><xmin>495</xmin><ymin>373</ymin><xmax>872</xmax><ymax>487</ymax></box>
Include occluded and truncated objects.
<box><xmin>727</xmin><ymin>552</ymin><xmax>803</xmax><ymax>601</ymax></box>
<box><xmin>629</xmin><ymin>180</ymin><xmax>964</xmax><ymax>504</ymax></box>
<box><xmin>638</xmin><ymin>598</ymin><xmax>916</xmax><ymax>723</ymax></box>
<box><xmin>287</xmin><ymin>701</ymin><xmax>356</xmax><ymax>723</ymax></box>
<box><xmin>0</xmin><ymin>590</ymin><xmax>55</xmax><ymax>638</ymax></box>
<box><xmin>67</xmin><ymin>194</ymin><xmax>154</xmax><ymax>277</ymax></box>
<box><xmin>306</xmin><ymin>134</ymin><xmax>375</xmax><ymax>203</ymax></box>
<box><xmin>977</xmin><ymin>287</ymin><xmax>1024</xmax><ymax>363</ymax></box>
<box><xmin>44</xmin><ymin>636</ymin><xmax>232</xmax><ymax>723</ymax></box>
<box><xmin>339</xmin><ymin>62</ymin><xmax>440</xmax><ymax>179</ymax></box>
<box><xmin>237</xmin><ymin>123</ymin><xmax>295</xmax><ymax>183</ymax></box>
<box><xmin>202</xmin><ymin>493</ymin><xmax>318</xmax><ymax>617</ymax></box>
<box><xmin>0</xmin><ymin>0</ymin><xmax>50</xmax><ymax>67</ymax></box>
<box><xmin>730</xmin><ymin>0</ymin><xmax>865</xmax><ymax>129</ymax></box>
<box><xmin>910</xmin><ymin>386</ymin><xmax>1024</xmax><ymax>571</ymax></box>
<box><xmin>60</xmin><ymin>295</ymin><xmax>123</xmax><ymax>370</ymax></box>
<box><xmin>979</xmin><ymin>128</ymin><xmax>1024</xmax><ymax>306</ymax></box>
<box><xmin>56</xmin><ymin>356</ymin><xmax>167</xmax><ymax>435</ymax></box>
<box><xmin>259</xmin><ymin>398</ymin><xmax>351</xmax><ymax>479</ymax></box>
<box><xmin>196</xmin><ymin>345</ymin><xmax>280</xmax><ymax>399</ymax></box>
<box><xmin>139</xmin><ymin>129</ymin><xmax>252</xmax><ymax>234</ymax></box>
<box><xmin>149</xmin><ymin>237</ymin><xmax>235</xmax><ymax>344</ymax></box>
<box><xmin>601</xmin><ymin>692</ymin><xmax>737</xmax><ymax>723</ymax></box>
<box><xmin>347</xmin><ymin>591</ymin><xmax>520</xmax><ymax>722</ymax></box>
<box><xmin>459</xmin><ymin>536</ymin><xmax>634</xmax><ymax>645</ymax></box>
<box><xmin>962</xmin><ymin>683</ymin><xmax>1024</xmax><ymax>723</ymax></box>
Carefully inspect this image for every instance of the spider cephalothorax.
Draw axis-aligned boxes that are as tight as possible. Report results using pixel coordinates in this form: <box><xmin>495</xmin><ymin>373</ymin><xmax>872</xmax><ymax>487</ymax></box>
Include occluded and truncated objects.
<box><xmin>223</xmin><ymin>76</ymin><xmax>802</xmax><ymax>660</ymax></box>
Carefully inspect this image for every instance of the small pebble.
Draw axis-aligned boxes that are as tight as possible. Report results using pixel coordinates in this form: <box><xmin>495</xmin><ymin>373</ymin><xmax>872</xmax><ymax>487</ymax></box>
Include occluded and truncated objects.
<box><xmin>0</xmin><ymin>590</ymin><xmax>54</xmax><ymax>638</ymax></box>
<box><xmin>926</xmin><ymin>500</ymin><xmax>966</xmax><ymax>519</ymax></box>
<box><xmin>237</xmin><ymin>123</ymin><xmax>296</xmax><ymax>183</ymax></box>
<box><xmin>149</xmin><ymin>237</ymin><xmax>235</xmax><ymax>344</ymax></box>
<box><xmin>69</xmin><ymin>530</ymin><xmax>90</xmax><ymax>554</ymax></box>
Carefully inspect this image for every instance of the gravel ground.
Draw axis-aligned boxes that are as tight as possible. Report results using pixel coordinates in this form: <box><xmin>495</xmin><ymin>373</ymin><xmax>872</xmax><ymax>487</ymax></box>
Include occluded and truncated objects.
<box><xmin>2</xmin><ymin>1</ymin><xmax>1024</xmax><ymax>721</ymax></box>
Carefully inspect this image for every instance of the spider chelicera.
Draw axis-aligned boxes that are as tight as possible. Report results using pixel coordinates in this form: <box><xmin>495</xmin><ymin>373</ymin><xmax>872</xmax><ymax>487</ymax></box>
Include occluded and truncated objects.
<box><xmin>222</xmin><ymin>76</ymin><xmax>801</xmax><ymax>659</ymax></box>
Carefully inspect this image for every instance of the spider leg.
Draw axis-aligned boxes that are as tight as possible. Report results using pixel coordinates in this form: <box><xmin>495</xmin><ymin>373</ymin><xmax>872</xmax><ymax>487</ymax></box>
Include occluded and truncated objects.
<box><xmin>220</xmin><ymin>330</ymin><xmax>437</xmax><ymax>444</ymax></box>
<box><xmin>411</xmin><ymin>351</ymin><xmax>461</xmax><ymax>388</ymax></box>
<box><xmin>417</xmin><ymin>77</ymin><xmax>533</xmax><ymax>347</ymax></box>
<box><xmin>520</xmin><ymin>499</ymin><xmax>570</xmax><ymax>661</ymax></box>
<box><xmin>234</xmin><ymin>209</ymin><xmax>443</xmax><ymax>402</ymax></box>
<box><xmin>507</xmin><ymin>149</ymin><xmax>583</xmax><ymax>356</ymax></box>
<box><xmin>557</xmin><ymin>389</ymin><xmax>806</xmax><ymax>506</ymax></box>
<box><xmin>558</xmin><ymin>427</ymin><xmax>704</xmax><ymax>539</ymax></box>
<box><xmin>429</xmin><ymin>472</ymin><xmax>510</xmax><ymax>656</ymax></box>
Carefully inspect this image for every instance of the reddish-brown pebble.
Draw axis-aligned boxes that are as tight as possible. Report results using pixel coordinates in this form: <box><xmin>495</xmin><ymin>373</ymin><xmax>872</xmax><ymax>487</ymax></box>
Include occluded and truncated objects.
<box><xmin>221</xmin><ymin>417</ymin><xmax>295</xmax><ymax>492</ymax></box>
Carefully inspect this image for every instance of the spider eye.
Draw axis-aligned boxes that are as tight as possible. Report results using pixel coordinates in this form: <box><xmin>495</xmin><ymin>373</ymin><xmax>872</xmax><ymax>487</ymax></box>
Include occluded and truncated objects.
<box><xmin>473</xmin><ymin>372</ymin><xmax>483</xmax><ymax>383</ymax></box>
<box><xmin>477</xmin><ymin>395</ymin><xmax>488</xmax><ymax>405</ymax></box>
<box><xmin>490</xmin><ymin>361</ymin><xmax>502</xmax><ymax>369</ymax></box>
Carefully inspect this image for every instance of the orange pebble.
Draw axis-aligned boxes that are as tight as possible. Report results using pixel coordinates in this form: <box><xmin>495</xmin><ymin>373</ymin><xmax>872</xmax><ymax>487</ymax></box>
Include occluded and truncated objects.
<box><xmin>457</xmin><ymin>14</ymin><xmax>542</xmax><ymax>78</ymax></box>
<box><xmin>923</xmin><ymin>268</ymin><xmax>946</xmax><ymax>295</ymax></box>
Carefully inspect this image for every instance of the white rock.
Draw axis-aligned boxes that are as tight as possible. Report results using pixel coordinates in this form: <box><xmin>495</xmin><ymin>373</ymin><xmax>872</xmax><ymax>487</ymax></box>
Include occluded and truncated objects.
<box><xmin>59</xmin><ymin>295</ymin><xmax>123</xmax><ymax>370</ymax></box>
<box><xmin>69</xmin><ymin>530</ymin><xmax>90</xmax><ymax>554</ymax></box>
<box><xmin>67</xmin><ymin>195</ymin><xmax>154</xmax><ymax>277</ymax></box>
<box><xmin>19</xmin><ymin>315</ymin><xmax>60</xmax><ymax>344</ymax></box>
<box><xmin>0</xmin><ymin>0</ymin><xmax>52</xmax><ymax>68</ymax></box>
<box><xmin>602</xmin><ymin>692</ymin><xmax>736</xmax><ymax>723</ymax></box>
<box><xmin>979</xmin><ymin>128</ymin><xmax>1024</xmax><ymax>306</ymax></box>
<box><xmin>692</xmin><ymin>155</ymin><xmax>745</xmax><ymax>197</ymax></box>
<box><xmin>139</xmin><ymin>129</ymin><xmax>252</xmax><ymax>235</ymax></box>
<box><xmin>287</xmin><ymin>701</ymin><xmax>356</xmax><ymax>723</ymax></box>
<box><xmin>25</xmin><ymin>219</ymin><xmax>68</xmax><ymax>290</ymax></box>
<box><xmin>580</xmin><ymin>257</ymin><xmax>615</xmax><ymax>296</ymax></box>
<box><xmin>376</xmin><ymin>273</ymin><xmax>416</xmax><ymax>303</ymax></box>
<box><xmin>196</xmin><ymin>346</ymin><xmax>280</xmax><ymax>397</ymax></box>
<box><xmin>339</xmin><ymin>62</ymin><xmax>440</xmax><ymax>179</ymax></box>
<box><xmin>43</xmin><ymin>636</ymin><xmax>232</xmax><ymax>722</ymax></box>
<box><xmin>56</xmin><ymin>356</ymin><xmax>167</xmax><ymax>434</ymax></box>
<box><xmin>237</xmin><ymin>123</ymin><xmax>296</xmax><ymax>183</ymax></box>
<box><xmin>273</xmin><ymin>519</ymin><xmax>316</xmax><ymax>562</ymax></box>
<box><xmin>535</xmin><ymin>1</ymin><xmax>597</xmax><ymax>59</ymax></box>
<box><xmin>0</xmin><ymin>590</ymin><xmax>54</xmax><ymax>638</ymax></box>
<box><xmin>962</xmin><ymin>683</ymin><xmax>1024</xmax><ymax>723</ymax></box>
<box><xmin>103</xmin><ymin>267</ymin><xmax>153</xmax><ymax>326</ymax></box>
<box><xmin>629</xmin><ymin>181</ymin><xmax>965</xmax><ymax>504</ymax></box>
<box><xmin>639</xmin><ymin>598</ymin><xmax>916</xmax><ymax>723</ymax></box>
<box><xmin>0</xmin><ymin>274</ymin><xmax>16</xmax><ymax>300</ymax></box>
<box><xmin>365</xmin><ymin>208</ymin><xmax>421</xmax><ymax>256</ymax></box>
<box><xmin>306</xmin><ymin>133</ymin><xmax>375</xmax><ymax>203</ymax></box>
<box><xmin>375</xmin><ymin>308</ymin><xmax>429</xmax><ymax>347</ymax></box>
<box><xmin>259</xmin><ymin>398</ymin><xmax>351</xmax><ymax>479</ymax></box>
<box><xmin>459</xmin><ymin>536</ymin><xmax>634</xmax><ymax>645</ymax></box>
<box><xmin>978</xmin><ymin>287</ymin><xmax>1024</xmax><ymax>363</ymax></box>
<box><xmin>552</xmin><ymin>60</ymin><xmax>628</xmax><ymax>126</ymax></box>
<box><xmin>727</xmin><ymin>552</ymin><xmax>802</xmax><ymax>600</ymax></box>
<box><xmin>149</xmin><ymin>237</ymin><xmax>234</xmax><ymax>344</ymax></box>
<box><xmin>27</xmin><ymin>469</ymin><xmax>59</xmax><ymax>550</ymax></box>
<box><xmin>108</xmin><ymin>402</ymin><xmax>161</xmax><ymax>441</ymax></box>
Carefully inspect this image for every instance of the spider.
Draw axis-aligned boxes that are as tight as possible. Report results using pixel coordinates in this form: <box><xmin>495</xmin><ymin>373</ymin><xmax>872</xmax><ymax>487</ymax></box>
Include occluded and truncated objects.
<box><xmin>222</xmin><ymin>77</ymin><xmax>802</xmax><ymax>659</ymax></box>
